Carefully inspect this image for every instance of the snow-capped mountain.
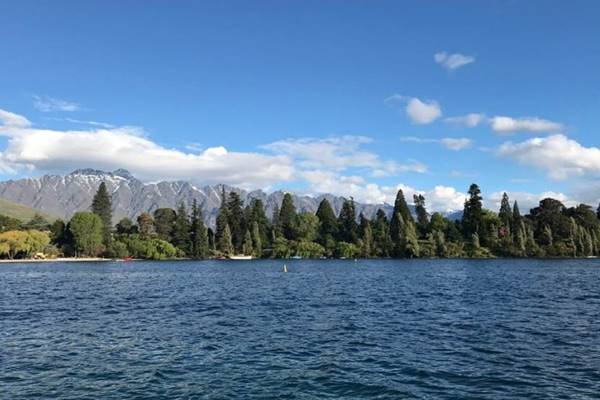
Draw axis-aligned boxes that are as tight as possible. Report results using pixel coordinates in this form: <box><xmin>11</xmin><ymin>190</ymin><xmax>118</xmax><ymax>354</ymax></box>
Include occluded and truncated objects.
<box><xmin>0</xmin><ymin>169</ymin><xmax>396</xmax><ymax>227</ymax></box>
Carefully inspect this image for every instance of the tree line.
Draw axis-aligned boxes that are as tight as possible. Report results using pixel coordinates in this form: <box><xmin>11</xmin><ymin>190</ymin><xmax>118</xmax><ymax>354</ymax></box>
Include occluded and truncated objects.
<box><xmin>3</xmin><ymin>181</ymin><xmax>600</xmax><ymax>260</ymax></box>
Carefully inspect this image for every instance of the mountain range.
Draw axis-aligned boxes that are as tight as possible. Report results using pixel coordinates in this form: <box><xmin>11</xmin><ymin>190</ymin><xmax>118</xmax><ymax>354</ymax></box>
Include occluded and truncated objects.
<box><xmin>0</xmin><ymin>169</ymin><xmax>404</xmax><ymax>227</ymax></box>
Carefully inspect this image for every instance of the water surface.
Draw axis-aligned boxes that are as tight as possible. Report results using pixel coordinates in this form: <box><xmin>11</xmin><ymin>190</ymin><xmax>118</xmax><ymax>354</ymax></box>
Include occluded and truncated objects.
<box><xmin>1</xmin><ymin>259</ymin><xmax>600</xmax><ymax>399</ymax></box>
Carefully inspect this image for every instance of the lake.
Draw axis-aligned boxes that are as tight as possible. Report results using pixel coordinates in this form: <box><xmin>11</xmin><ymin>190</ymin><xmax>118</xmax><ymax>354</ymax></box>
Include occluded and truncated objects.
<box><xmin>1</xmin><ymin>259</ymin><xmax>600</xmax><ymax>399</ymax></box>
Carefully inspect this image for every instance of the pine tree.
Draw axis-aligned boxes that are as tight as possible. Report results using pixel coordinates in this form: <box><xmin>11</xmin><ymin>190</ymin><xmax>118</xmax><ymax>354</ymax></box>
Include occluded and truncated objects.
<box><xmin>190</xmin><ymin>199</ymin><xmax>209</xmax><ymax>259</ymax></box>
<box><xmin>246</xmin><ymin>199</ymin><xmax>270</xmax><ymax>248</ymax></box>
<box><xmin>433</xmin><ymin>230</ymin><xmax>448</xmax><ymax>257</ymax></box>
<box><xmin>153</xmin><ymin>208</ymin><xmax>177</xmax><ymax>241</ymax></box>
<box><xmin>512</xmin><ymin>201</ymin><xmax>522</xmax><ymax>225</ymax></box>
<box><xmin>359</xmin><ymin>213</ymin><xmax>374</xmax><ymax>258</ymax></box>
<box><xmin>316</xmin><ymin>198</ymin><xmax>338</xmax><ymax>251</ymax></box>
<box><xmin>337</xmin><ymin>198</ymin><xmax>358</xmax><ymax>243</ymax></box>
<box><xmin>278</xmin><ymin>193</ymin><xmax>297</xmax><ymax>240</ymax></box>
<box><xmin>372</xmin><ymin>209</ymin><xmax>392</xmax><ymax>257</ymax></box>
<box><xmin>172</xmin><ymin>203</ymin><xmax>191</xmax><ymax>254</ymax></box>
<box><xmin>251</xmin><ymin>221</ymin><xmax>262</xmax><ymax>257</ymax></box>
<box><xmin>413</xmin><ymin>194</ymin><xmax>429</xmax><ymax>236</ymax></box>
<box><xmin>403</xmin><ymin>220</ymin><xmax>420</xmax><ymax>258</ymax></box>
<box><xmin>391</xmin><ymin>212</ymin><xmax>405</xmax><ymax>257</ymax></box>
<box><xmin>242</xmin><ymin>230</ymin><xmax>253</xmax><ymax>256</ymax></box>
<box><xmin>91</xmin><ymin>182</ymin><xmax>112</xmax><ymax>245</ymax></box>
<box><xmin>218</xmin><ymin>224</ymin><xmax>234</xmax><ymax>255</ymax></box>
<box><xmin>462</xmin><ymin>183</ymin><xmax>483</xmax><ymax>238</ymax></box>
<box><xmin>215</xmin><ymin>187</ymin><xmax>230</xmax><ymax>249</ymax></box>
<box><xmin>226</xmin><ymin>191</ymin><xmax>245</xmax><ymax>251</ymax></box>
<box><xmin>499</xmin><ymin>192</ymin><xmax>512</xmax><ymax>231</ymax></box>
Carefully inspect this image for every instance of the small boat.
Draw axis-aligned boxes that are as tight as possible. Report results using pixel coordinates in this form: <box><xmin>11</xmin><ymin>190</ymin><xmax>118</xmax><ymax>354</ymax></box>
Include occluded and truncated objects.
<box><xmin>229</xmin><ymin>255</ymin><xmax>253</xmax><ymax>260</ymax></box>
<box><xmin>290</xmin><ymin>255</ymin><xmax>302</xmax><ymax>260</ymax></box>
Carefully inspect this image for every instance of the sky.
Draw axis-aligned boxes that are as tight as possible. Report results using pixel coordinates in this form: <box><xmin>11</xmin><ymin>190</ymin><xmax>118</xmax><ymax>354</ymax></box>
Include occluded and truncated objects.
<box><xmin>1</xmin><ymin>0</ymin><xmax>600</xmax><ymax>213</ymax></box>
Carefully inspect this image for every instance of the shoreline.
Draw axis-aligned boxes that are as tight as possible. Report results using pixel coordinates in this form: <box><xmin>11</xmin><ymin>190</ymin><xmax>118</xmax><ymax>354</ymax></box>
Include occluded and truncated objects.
<box><xmin>0</xmin><ymin>257</ymin><xmax>110</xmax><ymax>263</ymax></box>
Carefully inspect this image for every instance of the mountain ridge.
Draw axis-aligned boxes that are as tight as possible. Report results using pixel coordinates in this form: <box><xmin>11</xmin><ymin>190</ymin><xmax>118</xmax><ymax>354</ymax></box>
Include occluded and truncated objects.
<box><xmin>0</xmin><ymin>169</ymin><xmax>405</xmax><ymax>228</ymax></box>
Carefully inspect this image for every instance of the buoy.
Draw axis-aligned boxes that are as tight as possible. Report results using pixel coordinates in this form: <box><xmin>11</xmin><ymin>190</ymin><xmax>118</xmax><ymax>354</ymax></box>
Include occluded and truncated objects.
<box><xmin>283</xmin><ymin>264</ymin><xmax>288</xmax><ymax>273</ymax></box>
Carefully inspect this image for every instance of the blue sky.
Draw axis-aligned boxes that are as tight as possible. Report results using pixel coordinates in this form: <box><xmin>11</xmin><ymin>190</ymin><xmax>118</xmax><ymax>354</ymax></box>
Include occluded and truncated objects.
<box><xmin>1</xmin><ymin>1</ymin><xmax>599</xmax><ymax>212</ymax></box>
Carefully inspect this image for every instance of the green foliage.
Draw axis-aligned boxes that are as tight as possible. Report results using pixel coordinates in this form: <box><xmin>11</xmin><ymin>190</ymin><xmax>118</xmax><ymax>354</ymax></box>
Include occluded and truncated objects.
<box><xmin>337</xmin><ymin>198</ymin><xmax>358</xmax><ymax>243</ymax></box>
<box><xmin>68</xmin><ymin>212</ymin><xmax>104</xmax><ymax>257</ymax></box>
<box><xmin>91</xmin><ymin>182</ymin><xmax>112</xmax><ymax>245</ymax></box>
<box><xmin>335</xmin><ymin>241</ymin><xmax>360</xmax><ymax>259</ymax></box>
<box><xmin>218</xmin><ymin>223</ymin><xmax>234</xmax><ymax>255</ymax></box>
<box><xmin>0</xmin><ymin>230</ymin><xmax>51</xmax><ymax>259</ymax></box>
<box><xmin>0</xmin><ymin>214</ymin><xmax>23</xmax><ymax>232</ymax></box>
<box><xmin>462</xmin><ymin>183</ymin><xmax>483</xmax><ymax>238</ymax></box>
<box><xmin>153</xmin><ymin>208</ymin><xmax>176</xmax><ymax>241</ymax></box>
<box><xmin>137</xmin><ymin>212</ymin><xmax>154</xmax><ymax>237</ymax></box>
<box><xmin>116</xmin><ymin>217</ymin><xmax>137</xmax><ymax>234</ymax></box>
<box><xmin>118</xmin><ymin>235</ymin><xmax>178</xmax><ymax>260</ymax></box>
<box><xmin>190</xmin><ymin>200</ymin><xmax>209</xmax><ymax>259</ymax></box>
<box><xmin>278</xmin><ymin>193</ymin><xmax>297</xmax><ymax>240</ymax></box>
<box><xmin>172</xmin><ymin>203</ymin><xmax>191</xmax><ymax>254</ymax></box>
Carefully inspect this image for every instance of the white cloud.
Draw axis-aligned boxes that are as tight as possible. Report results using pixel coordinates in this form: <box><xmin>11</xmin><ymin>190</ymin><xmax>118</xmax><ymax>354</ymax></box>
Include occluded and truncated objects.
<box><xmin>33</xmin><ymin>95</ymin><xmax>81</xmax><ymax>112</ymax></box>
<box><xmin>498</xmin><ymin>134</ymin><xmax>600</xmax><ymax>180</ymax></box>
<box><xmin>406</xmin><ymin>97</ymin><xmax>442</xmax><ymax>124</ymax></box>
<box><xmin>444</xmin><ymin>113</ymin><xmax>486</xmax><ymax>128</ymax></box>
<box><xmin>385</xmin><ymin>95</ymin><xmax>442</xmax><ymax>124</ymax></box>
<box><xmin>434</xmin><ymin>52</ymin><xmax>475</xmax><ymax>70</ymax></box>
<box><xmin>0</xmin><ymin>108</ymin><xmax>293</xmax><ymax>188</ymax></box>
<box><xmin>0</xmin><ymin>109</ymin><xmax>31</xmax><ymax>128</ymax></box>
<box><xmin>400</xmin><ymin>136</ymin><xmax>472</xmax><ymax>151</ymax></box>
<box><xmin>263</xmin><ymin>135</ymin><xmax>426</xmax><ymax>177</ymax></box>
<box><xmin>490</xmin><ymin>116</ymin><xmax>564</xmax><ymax>134</ymax></box>
<box><xmin>487</xmin><ymin>190</ymin><xmax>575</xmax><ymax>213</ymax></box>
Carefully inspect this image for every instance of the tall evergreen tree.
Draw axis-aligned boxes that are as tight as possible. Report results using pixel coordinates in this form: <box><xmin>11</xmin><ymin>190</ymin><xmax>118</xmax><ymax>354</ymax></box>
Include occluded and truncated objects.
<box><xmin>512</xmin><ymin>200</ymin><xmax>522</xmax><ymax>225</ymax></box>
<box><xmin>215</xmin><ymin>186</ymin><xmax>230</xmax><ymax>249</ymax></box>
<box><xmin>462</xmin><ymin>183</ymin><xmax>483</xmax><ymax>238</ymax></box>
<box><xmin>337</xmin><ymin>198</ymin><xmax>358</xmax><ymax>243</ymax></box>
<box><xmin>172</xmin><ymin>203</ymin><xmax>191</xmax><ymax>254</ymax></box>
<box><xmin>278</xmin><ymin>193</ymin><xmax>297</xmax><ymax>240</ymax></box>
<box><xmin>226</xmin><ymin>191</ymin><xmax>245</xmax><ymax>251</ymax></box>
<box><xmin>153</xmin><ymin>208</ymin><xmax>177</xmax><ymax>242</ymax></box>
<box><xmin>391</xmin><ymin>212</ymin><xmax>406</xmax><ymax>257</ymax></box>
<box><xmin>359</xmin><ymin>213</ymin><xmax>374</xmax><ymax>258</ymax></box>
<box><xmin>251</xmin><ymin>221</ymin><xmax>262</xmax><ymax>257</ymax></box>
<box><xmin>246</xmin><ymin>199</ymin><xmax>270</xmax><ymax>247</ymax></box>
<box><xmin>91</xmin><ymin>182</ymin><xmax>112</xmax><ymax>245</ymax></box>
<box><xmin>190</xmin><ymin>199</ymin><xmax>209</xmax><ymax>259</ymax></box>
<box><xmin>498</xmin><ymin>192</ymin><xmax>512</xmax><ymax>229</ymax></box>
<box><xmin>403</xmin><ymin>220</ymin><xmax>420</xmax><ymax>258</ymax></box>
<box><xmin>242</xmin><ymin>230</ymin><xmax>253</xmax><ymax>255</ymax></box>
<box><xmin>372</xmin><ymin>209</ymin><xmax>392</xmax><ymax>257</ymax></box>
<box><xmin>316</xmin><ymin>198</ymin><xmax>338</xmax><ymax>248</ymax></box>
<box><xmin>413</xmin><ymin>194</ymin><xmax>429</xmax><ymax>236</ymax></box>
<box><xmin>218</xmin><ymin>224</ymin><xmax>234</xmax><ymax>255</ymax></box>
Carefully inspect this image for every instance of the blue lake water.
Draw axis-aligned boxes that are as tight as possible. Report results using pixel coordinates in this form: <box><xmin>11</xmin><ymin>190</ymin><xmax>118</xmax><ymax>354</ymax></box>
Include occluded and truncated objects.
<box><xmin>1</xmin><ymin>259</ymin><xmax>600</xmax><ymax>399</ymax></box>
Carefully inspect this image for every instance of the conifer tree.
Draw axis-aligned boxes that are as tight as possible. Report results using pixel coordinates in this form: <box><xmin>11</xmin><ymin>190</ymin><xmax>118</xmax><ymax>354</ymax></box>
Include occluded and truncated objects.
<box><xmin>462</xmin><ymin>183</ymin><xmax>483</xmax><ymax>238</ymax></box>
<box><xmin>91</xmin><ymin>182</ymin><xmax>112</xmax><ymax>245</ymax></box>
<box><xmin>278</xmin><ymin>193</ymin><xmax>297</xmax><ymax>240</ymax></box>
<box><xmin>372</xmin><ymin>209</ymin><xmax>392</xmax><ymax>257</ymax></box>
<box><xmin>215</xmin><ymin>187</ymin><xmax>230</xmax><ymax>249</ymax></box>
<box><xmin>218</xmin><ymin>224</ymin><xmax>234</xmax><ymax>255</ymax></box>
<box><xmin>391</xmin><ymin>212</ymin><xmax>405</xmax><ymax>257</ymax></box>
<box><xmin>190</xmin><ymin>199</ymin><xmax>209</xmax><ymax>259</ymax></box>
<box><xmin>316</xmin><ymin>198</ymin><xmax>338</xmax><ymax>251</ymax></box>
<box><xmin>413</xmin><ymin>194</ymin><xmax>429</xmax><ymax>235</ymax></box>
<box><xmin>498</xmin><ymin>192</ymin><xmax>512</xmax><ymax>231</ymax></box>
<box><xmin>337</xmin><ymin>198</ymin><xmax>358</xmax><ymax>243</ymax></box>
<box><xmin>153</xmin><ymin>208</ymin><xmax>177</xmax><ymax>242</ymax></box>
<box><xmin>512</xmin><ymin>201</ymin><xmax>522</xmax><ymax>225</ymax></box>
<box><xmin>172</xmin><ymin>203</ymin><xmax>191</xmax><ymax>254</ymax></box>
<box><xmin>226</xmin><ymin>191</ymin><xmax>245</xmax><ymax>251</ymax></box>
<box><xmin>403</xmin><ymin>220</ymin><xmax>420</xmax><ymax>258</ymax></box>
<box><xmin>359</xmin><ymin>213</ymin><xmax>374</xmax><ymax>258</ymax></box>
<box><xmin>242</xmin><ymin>230</ymin><xmax>253</xmax><ymax>256</ymax></box>
<box><xmin>251</xmin><ymin>221</ymin><xmax>262</xmax><ymax>257</ymax></box>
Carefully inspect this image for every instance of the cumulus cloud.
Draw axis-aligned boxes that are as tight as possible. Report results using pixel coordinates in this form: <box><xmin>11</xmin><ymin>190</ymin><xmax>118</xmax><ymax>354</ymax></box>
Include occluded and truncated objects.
<box><xmin>33</xmin><ymin>95</ymin><xmax>81</xmax><ymax>112</ymax></box>
<box><xmin>400</xmin><ymin>136</ymin><xmax>473</xmax><ymax>151</ymax></box>
<box><xmin>444</xmin><ymin>113</ymin><xmax>487</xmax><ymax>128</ymax></box>
<box><xmin>490</xmin><ymin>116</ymin><xmax>564</xmax><ymax>134</ymax></box>
<box><xmin>434</xmin><ymin>52</ymin><xmax>475</xmax><ymax>70</ymax></box>
<box><xmin>498</xmin><ymin>134</ymin><xmax>600</xmax><ymax>180</ymax></box>
<box><xmin>385</xmin><ymin>94</ymin><xmax>442</xmax><ymax>124</ymax></box>
<box><xmin>0</xmin><ymin>109</ymin><xmax>293</xmax><ymax>188</ymax></box>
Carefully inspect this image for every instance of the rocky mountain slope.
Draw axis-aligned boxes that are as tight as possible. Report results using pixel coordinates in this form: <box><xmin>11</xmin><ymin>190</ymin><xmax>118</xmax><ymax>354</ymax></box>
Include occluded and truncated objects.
<box><xmin>0</xmin><ymin>169</ymin><xmax>396</xmax><ymax>227</ymax></box>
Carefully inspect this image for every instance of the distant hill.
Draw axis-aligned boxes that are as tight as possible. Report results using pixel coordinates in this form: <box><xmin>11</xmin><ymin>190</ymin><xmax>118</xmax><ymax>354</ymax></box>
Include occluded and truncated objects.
<box><xmin>0</xmin><ymin>197</ymin><xmax>56</xmax><ymax>222</ymax></box>
<box><xmin>0</xmin><ymin>169</ymin><xmax>461</xmax><ymax>227</ymax></box>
